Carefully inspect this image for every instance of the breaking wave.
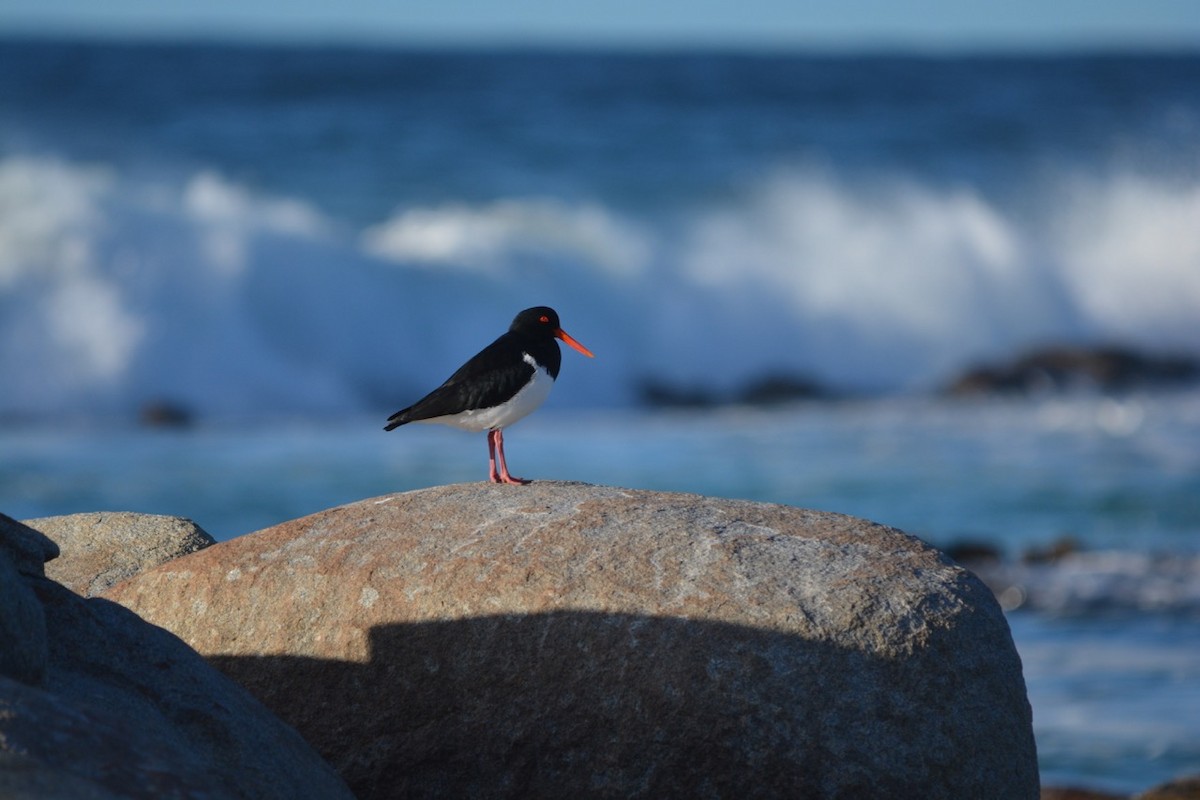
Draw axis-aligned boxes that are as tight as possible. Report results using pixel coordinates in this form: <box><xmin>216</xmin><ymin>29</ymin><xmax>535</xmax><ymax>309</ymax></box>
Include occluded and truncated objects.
<box><xmin>2</xmin><ymin>154</ymin><xmax>1199</xmax><ymax>419</ymax></box>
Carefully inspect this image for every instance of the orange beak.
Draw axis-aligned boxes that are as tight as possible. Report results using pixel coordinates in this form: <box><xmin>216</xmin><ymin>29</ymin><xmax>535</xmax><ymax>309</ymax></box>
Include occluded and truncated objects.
<box><xmin>555</xmin><ymin>328</ymin><xmax>594</xmax><ymax>358</ymax></box>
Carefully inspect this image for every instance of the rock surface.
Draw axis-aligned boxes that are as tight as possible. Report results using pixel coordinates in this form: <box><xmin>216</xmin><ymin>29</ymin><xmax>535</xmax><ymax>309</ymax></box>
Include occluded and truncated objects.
<box><xmin>27</xmin><ymin>511</ymin><xmax>215</xmax><ymax>596</ymax></box>
<box><xmin>0</xmin><ymin>515</ymin><xmax>353</xmax><ymax>800</ymax></box>
<box><xmin>107</xmin><ymin>482</ymin><xmax>1039</xmax><ymax>799</ymax></box>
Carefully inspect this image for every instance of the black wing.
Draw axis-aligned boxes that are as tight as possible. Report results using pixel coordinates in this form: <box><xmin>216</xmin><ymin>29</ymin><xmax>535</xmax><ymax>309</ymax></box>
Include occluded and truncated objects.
<box><xmin>384</xmin><ymin>332</ymin><xmax>552</xmax><ymax>429</ymax></box>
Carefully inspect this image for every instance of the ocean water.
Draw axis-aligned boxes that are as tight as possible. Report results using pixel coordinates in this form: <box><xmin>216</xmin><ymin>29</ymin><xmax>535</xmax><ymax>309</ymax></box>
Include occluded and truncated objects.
<box><xmin>2</xmin><ymin>38</ymin><xmax>1199</xmax><ymax>792</ymax></box>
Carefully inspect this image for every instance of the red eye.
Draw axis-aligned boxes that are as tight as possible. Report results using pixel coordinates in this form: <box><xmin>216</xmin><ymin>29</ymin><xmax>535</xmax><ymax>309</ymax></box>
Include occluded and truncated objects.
<box><xmin>539</xmin><ymin>315</ymin><xmax>550</xmax><ymax>323</ymax></box>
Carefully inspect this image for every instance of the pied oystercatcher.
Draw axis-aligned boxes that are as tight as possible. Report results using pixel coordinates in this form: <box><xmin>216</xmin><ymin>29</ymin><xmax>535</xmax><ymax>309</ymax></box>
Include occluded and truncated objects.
<box><xmin>384</xmin><ymin>306</ymin><xmax>594</xmax><ymax>484</ymax></box>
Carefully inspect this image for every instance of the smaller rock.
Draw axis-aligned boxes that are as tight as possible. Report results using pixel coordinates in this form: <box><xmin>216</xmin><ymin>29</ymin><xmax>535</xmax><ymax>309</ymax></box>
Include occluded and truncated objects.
<box><xmin>0</xmin><ymin>575</ymin><xmax>356</xmax><ymax>800</ymax></box>
<box><xmin>0</xmin><ymin>553</ymin><xmax>48</xmax><ymax>685</ymax></box>
<box><xmin>26</xmin><ymin>512</ymin><xmax>215</xmax><ymax>597</ymax></box>
<box><xmin>637</xmin><ymin>378</ymin><xmax>719</xmax><ymax>408</ymax></box>
<box><xmin>0</xmin><ymin>672</ymin><xmax>223</xmax><ymax>799</ymax></box>
<box><xmin>0</xmin><ymin>513</ymin><xmax>60</xmax><ymax>577</ymax></box>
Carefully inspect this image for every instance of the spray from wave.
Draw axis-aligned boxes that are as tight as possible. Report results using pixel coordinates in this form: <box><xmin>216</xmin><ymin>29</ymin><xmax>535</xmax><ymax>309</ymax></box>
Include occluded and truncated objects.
<box><xmin>2</xmin><ymin>155</ymin><xmax>1198</xmax><ymax>419</ymax></box>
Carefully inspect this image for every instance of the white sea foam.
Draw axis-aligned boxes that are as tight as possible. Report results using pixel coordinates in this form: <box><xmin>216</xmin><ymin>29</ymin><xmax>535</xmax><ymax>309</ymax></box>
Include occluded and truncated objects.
<box><xmin>1054</xmin><ymin>171</ymin><xmax>1200</xmax><ymax>344</ymax></box>
<box><xmin>674</xmin><ymin>171</ymin><xmax>1056</xmax><ymax>389</ymax></box>
<box><xmin>1</xmin><ymin>155</ymin><xmax>1199</xmax><ymax>419</ymax></box>
<box><xmin>362</xmin><ymin>198</ymin><xmax>650</xmax><ymax>277</ymax></box>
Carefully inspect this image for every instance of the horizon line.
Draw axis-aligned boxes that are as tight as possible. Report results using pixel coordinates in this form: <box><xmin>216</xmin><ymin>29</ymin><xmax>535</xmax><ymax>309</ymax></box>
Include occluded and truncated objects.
<box><xmin>2</xmin><ymin>25</ymin><xmax>1199</xmax><ymax>57</ymax></box>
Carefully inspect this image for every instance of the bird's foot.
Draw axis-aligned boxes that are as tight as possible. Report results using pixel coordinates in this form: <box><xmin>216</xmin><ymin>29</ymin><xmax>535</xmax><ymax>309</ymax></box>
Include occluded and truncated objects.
<box><xmin>487</xmin><ymin>429</ymin><xmax>528</xmax><ymax>484</ymax></box>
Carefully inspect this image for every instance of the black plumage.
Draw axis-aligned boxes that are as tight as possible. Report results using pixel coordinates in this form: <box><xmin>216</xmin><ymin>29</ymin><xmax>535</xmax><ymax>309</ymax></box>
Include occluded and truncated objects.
<box><xmin>383</xmin><ymin>306</ymin><xmax>593</xmax><ymax>484</ymax></box>
<box><xmin>385</xmin><ymin>307</ymin><xmax>564</xmax><ymax>429</ymax></box>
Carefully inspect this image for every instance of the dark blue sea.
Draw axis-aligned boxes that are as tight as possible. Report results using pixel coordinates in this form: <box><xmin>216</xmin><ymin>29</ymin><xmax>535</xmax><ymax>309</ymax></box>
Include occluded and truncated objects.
<box><xmin>2</xmin><ymin>38</ymin><xmax>1199</xmax><ymax>792</ymax></box>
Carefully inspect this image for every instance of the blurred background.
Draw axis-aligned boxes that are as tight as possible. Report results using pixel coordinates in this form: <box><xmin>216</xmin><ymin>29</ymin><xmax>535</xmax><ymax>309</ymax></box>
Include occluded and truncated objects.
<box><xmin>2</xmin><ymin>0</ymin><xmax>1199</xmax><ymax>793</ymax></box>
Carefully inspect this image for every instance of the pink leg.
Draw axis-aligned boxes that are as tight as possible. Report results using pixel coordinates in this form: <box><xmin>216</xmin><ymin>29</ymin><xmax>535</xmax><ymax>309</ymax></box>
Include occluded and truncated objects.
<box><xmin>487</xmin><ymin>428</ymin><xmax>527</xmax><ymax>485</ymax></box>
<box><xmin>487</xmin><ymin>429</ymin><xmax>500</xmax><ymax>482</ymax></box>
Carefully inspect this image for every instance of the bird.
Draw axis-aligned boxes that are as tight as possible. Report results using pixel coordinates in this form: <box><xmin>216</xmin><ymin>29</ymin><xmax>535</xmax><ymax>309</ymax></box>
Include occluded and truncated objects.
<box><xmin>384</xmin><ymin>306</ymin><xmax>594</xmax><ymax>484</ymax></box>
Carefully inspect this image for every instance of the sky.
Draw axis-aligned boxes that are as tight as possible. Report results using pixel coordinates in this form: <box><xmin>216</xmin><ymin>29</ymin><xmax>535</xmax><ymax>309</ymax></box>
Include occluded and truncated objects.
<box><xmin>1</xmin><ymin>0</ymin><xmax>1199</xmax><ymax>50</ymax></box>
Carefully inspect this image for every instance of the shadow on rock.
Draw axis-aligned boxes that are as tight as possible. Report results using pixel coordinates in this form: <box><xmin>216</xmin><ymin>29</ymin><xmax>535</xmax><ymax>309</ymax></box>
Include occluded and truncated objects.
<box><xmin>213</xmin><ymin>610</ymin><xmax>1028</xmax><ymax>800</ymax></box>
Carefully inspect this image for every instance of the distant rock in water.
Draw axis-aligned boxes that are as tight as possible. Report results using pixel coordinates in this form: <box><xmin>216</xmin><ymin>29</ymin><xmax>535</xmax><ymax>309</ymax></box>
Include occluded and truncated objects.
<box><xmin>639</xmin><ymin>370</ymin><xmax>833</xmax><ymax>409</ymax></box>
<box><xmin>944</xmin><ymin>344</ymin><xmax>1200</xmax><ymax>396</ymax></box>
<box><xmin>138</xmin><ymin>399</ymin><xmax>194</xmax><ymax>428</ymax></box>
<box><xmin>107</xmin><ymin>482</ymin><xmax>1038</xmax><ymax>800</ymax></box>
<box><xmin>736</xmin><ymin>372</ymin><xmax>832</xmax><ymax>405</ymax></box>
<box><xmin>637</xmin><ymin>378</ymin><xmax>720</xmax><ymax>408</ymax></box>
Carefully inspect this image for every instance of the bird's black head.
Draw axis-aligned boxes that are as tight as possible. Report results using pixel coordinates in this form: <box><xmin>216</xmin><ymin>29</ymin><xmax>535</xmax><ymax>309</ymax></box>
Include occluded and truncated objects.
<box><xmin>510</xmin><ymin>306</ymin><xmax>561</xmax><ymax>334</ymax></box>
<box><xmin>510</xmin><ymin>306</ymin><xmax>594</xmax><ymax>358</ymax></box>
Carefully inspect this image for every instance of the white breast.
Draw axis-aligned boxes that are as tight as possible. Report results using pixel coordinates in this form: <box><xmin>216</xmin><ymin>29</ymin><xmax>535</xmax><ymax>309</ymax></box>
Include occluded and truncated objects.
<box><xmin>420</xmin><ymin>353</ymin><xmax>555</xmax><ymax>433</ymax></box>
